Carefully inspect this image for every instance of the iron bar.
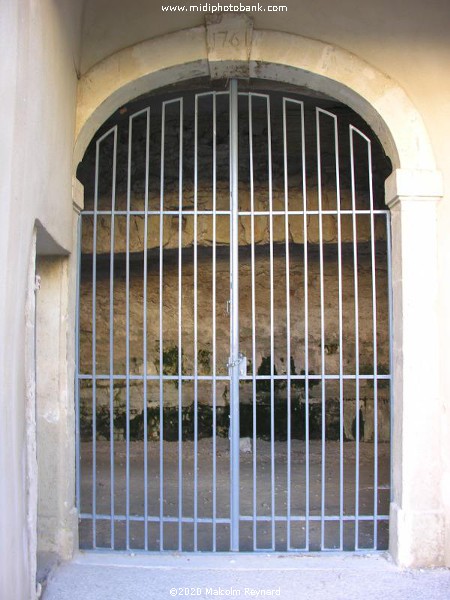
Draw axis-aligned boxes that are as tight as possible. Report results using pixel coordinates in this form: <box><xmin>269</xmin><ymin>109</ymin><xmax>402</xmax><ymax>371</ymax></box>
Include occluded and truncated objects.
<box><xmin>108</xmin><ymin>127</ymin><xmax>118</xmax><ymax>549</ymax></box>
<box><xmin>82</xmin><ymin>209</ymin><xmax>389</xmax><ymax>216</ymax></box>
<box><xmin>80</xmin><ymin>513</ymin><xmax>389</xmax><ymax>524</ymax></box>
<box><xmin>125</xmin><ymin>112</ymin><xmax>133</xmax><ymax>551</ymax></box>
<box><xmin>177</xmin><ymin>99</ymin><xmax>184</xmax><ymax>551</ymax></box>
<box><xmin>350</xmin><ymin>127</ymin><xmax>379</xmax><ymax>549</ymax></box>
<box><xmin>316</xmin><ymin>108</ymin><xmax>327</xmax><ymax>550</ymax></box>
<box><xmin>91</xmin><ymin>135</ymin><xmax>100</xmax><ymax>548</ymax></box>
<box><xmin>350</xmin><ymin>124</ymin><xmax>361</xmax><ymax>550</ymax></box>
<box><xmin>79</xmin><ymin>373</ymin><xmax>389</xmax><ymax>382</ymax></box>
<box><xmin>248</xmin><ymin>93</ymin><xmax>258</xmax><ymax>552</ymax></box>
<box><xmin>194</xmin><ymin>93</ymin><xmax>199</xmax><ymax>551</ymax></box>
<box><xmin>282</xmin><ymin>97</ymin><xmax>292</xmax><ymax>550</ymax></box>
<box><xmin>212</xmin><ymin>91</ymin><xmax>218</xmax><ymax>552</ymax></box>
<box><xmin>266</xmin><ymin>94</ymin><xmax>276</xmax><ymax>552</ymax></box>
<box><xmin>302</xmin><ymin>98</ymin><xmax>310</xmax><ymax>552</ymax></box>
<box><xmin>159</xmin><ymin>101</ymin><xmax>166</xmax><ymax>551</ymax></box>
<box><xmin>335</xmin><ymin>118</ymin><xmax>344</xmax><ymax>552</ymax></box>
<box><xmin>142</xmin><ymin>108</ymin><xmax>150</xmax><ymax>551</ymax></box>
<box><xmin>229</xmin><ymin>79</ymin><xmax>240</xmax><ymax>552</ymax></box>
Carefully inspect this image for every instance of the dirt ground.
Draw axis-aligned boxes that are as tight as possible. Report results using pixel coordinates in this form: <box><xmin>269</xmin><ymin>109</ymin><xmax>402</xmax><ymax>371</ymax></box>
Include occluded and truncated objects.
<box><xmin>79</xmin><ymin>439</ymin><xmax>390</xmax><ymax>552</ymax></box>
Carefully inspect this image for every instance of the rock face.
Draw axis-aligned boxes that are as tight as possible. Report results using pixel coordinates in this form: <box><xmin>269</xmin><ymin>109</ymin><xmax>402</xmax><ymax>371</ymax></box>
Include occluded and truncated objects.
<box><xmin>78</xmin><ymin>237</ymin><xmax>390</xmax><ymax>443</ymax></box>
<box><xmin>81</xmin><ymin>185</ymin><xmax>388</xmax><ymax>255</ymax></box>
<box><xmin>77</xmin><ymin>90</ymin><xmax>392</xmax><ymax>444</ymax></box>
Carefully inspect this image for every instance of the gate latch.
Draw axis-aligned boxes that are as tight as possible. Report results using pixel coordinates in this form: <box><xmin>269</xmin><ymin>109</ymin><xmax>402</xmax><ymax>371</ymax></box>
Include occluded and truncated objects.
<box><xmin>239</xmin><ymin>353</ymin><xmax>247</xmax><ymax>377</ymax></box>
<box><xmin>227</xmin><ymin>353</ymin><xmax>247</xmax><ymax>377</ymax></box>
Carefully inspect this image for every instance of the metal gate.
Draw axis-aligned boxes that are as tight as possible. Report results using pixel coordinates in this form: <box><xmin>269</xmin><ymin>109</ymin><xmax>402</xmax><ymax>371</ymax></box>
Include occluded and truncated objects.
<box><xmin>75</xmin><ymin>79</ymin><xmax>392</xmax><ymax>552</ymax></box>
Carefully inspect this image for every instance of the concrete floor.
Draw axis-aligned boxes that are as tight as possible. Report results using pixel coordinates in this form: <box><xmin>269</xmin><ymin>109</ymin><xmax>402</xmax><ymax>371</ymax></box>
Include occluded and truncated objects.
<box><xmin>42</xmin><ymin>552</ymin><xmax>450</xmax><ymax>600</ymax></box>
<box><xmin>79</xmin><ymin>439</ymin><xmax>390</xmax><ymax>551</ymax></box>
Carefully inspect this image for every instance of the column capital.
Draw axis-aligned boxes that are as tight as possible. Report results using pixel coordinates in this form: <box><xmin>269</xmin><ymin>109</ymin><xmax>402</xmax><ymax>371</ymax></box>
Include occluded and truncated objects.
<box><xmin>72</xmin><ymin>177</ymin><xmax>84</xmax><ymax>215</ymax></box>
<box><xmin>385</xmin><ymin>168</ymin><xmax>443</xmax><ymax>208</ymax></box>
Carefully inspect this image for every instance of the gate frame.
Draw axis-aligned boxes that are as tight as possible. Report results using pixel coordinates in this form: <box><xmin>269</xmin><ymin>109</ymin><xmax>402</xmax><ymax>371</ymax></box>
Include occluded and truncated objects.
<box><xmin>70</xmin><ymin>24</ymin><xmax>444</xmax><ymax>567</ymax></box>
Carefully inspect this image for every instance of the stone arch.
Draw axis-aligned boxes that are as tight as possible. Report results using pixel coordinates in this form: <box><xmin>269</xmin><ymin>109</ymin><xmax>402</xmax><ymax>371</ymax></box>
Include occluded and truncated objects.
<box><xmin>74</xmin><ymin>27</ymin><xmax>436</xmax><ymax>173</ymax></box>
<box><xmin>72</xmin><ymin>25</ymin><xmax>445</xmax><ymax>567</ymax></box>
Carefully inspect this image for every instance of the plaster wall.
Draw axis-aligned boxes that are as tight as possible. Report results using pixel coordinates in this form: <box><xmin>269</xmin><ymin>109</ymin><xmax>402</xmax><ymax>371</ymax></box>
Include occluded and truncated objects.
<box><xmin>0</xmin><ymin>1</ymin><xmax>82</xmax><ymax>598</ymax></box>
<box><xmin>1</xmin><ymin>0</ymin><xmax>450</xmax><ymax>596</ymax></box>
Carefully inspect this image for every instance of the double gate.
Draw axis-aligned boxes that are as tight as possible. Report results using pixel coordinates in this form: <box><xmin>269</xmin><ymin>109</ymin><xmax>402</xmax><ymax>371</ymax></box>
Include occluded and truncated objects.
<box><xmin>76</xmin><ymin>79</ymin><xmax>392</xmax><ymax>552</ymax></box>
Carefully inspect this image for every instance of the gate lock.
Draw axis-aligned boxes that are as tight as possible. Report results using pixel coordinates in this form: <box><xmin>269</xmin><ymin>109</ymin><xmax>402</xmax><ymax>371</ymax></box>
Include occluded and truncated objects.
<box><xmin>227</xmin><ymin>353</ymin><xmax>247</xmax><ymax>377</ymax></box>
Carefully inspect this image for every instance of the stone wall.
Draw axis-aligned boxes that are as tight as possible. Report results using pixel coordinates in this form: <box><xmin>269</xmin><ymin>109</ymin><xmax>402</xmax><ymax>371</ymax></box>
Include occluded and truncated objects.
<box><xmin>78</xmin><ymin>236</ymin><xmax>390</xmax><ymax>443</ymax></box>
<box><xmin>80</xmin><ymin>185</ymin><xmax>387</xmax><ymax>255</ymax></box>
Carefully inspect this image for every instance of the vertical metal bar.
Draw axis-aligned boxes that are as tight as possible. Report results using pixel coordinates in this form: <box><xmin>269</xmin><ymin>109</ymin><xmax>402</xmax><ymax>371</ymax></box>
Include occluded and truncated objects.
<box><xmin>301</xmin><ymin>102</ymin><xmax>310</xmax><ymax>551</ymax></box>
<box><xmin>349</xmin><ymin>128</ymin><xmax>361</xmax><ymax>550</ymax></box>
<box><xmin>126</xmin><ymin>108</ymin><xmax>152</xmax><ymax>549</ymax></box>
<box><xmin>282</xmin><ymin>98</ymin><xmax>292</xmax><ymax>550</ymax></box>
<box><xmin>159</xmin><ymin>102</ymin><xmax>166</xmax><ymax>552</ymax></box>
<box><xmin>92</xmin><ymin>138</ymin><xmax>100</xmax><ymax>548</ymax></box>
<box><xmin>333</xmin><ymin>115</ymin><xmax>344</xmax><ymax>551</ymax></box>
<box><xmin>386</xmin><ymin>212</ymin><xmax>393</xmax><ymax>505</ymax></box>
<box><xmin>248</xmin><ymin>93</ymin><xmax>257</xmax><ymax>551</ymax></box>
<box><xmin>142</xmin><ymin>108</ymin><xmax>150</xmax><ymax>551</ymax></box>
<box><xmin>365</xmin><ymin>134</ymin><xmax>378</xmax><ymax>549</ymax></box>
<box><xmin>109</xmin><ymin>127</ymin><xmax>118</xmax><ymax>549</ymax></box>
<box><xmin>229</xmin><ymin>79</ymin><xmax>240</xmax><ymax>552</ymax></box>
<box><xmin>194</xmin><ymin>94</ymin><xmax>199</xmax><ymax>552</ymax></box>
<box><xmin>125</xmin><ymin>115</ymin><xmax>132</xmax><ymax>551</ymax></box>
<box><xmin>75</xmin><ymin>215</ymin><xmax>82</xmax><ymax>515</ymax></box>
<box><xmin>267</xmin><ymin>95</ymin><xmax>276</xmax><ymax>550</ymax></box>
<box><xmin>177</xmin><ymin>99</ymin><xmax>184</xmax><ymax>552</ymax></box>
<box><xmin>212</xmin><ymin>92</ymin><xmax>217</xmax><ymax>552</ymax></box>
<box><xmin>316</xmin><ymin>109</ymin><xmax>326</xmax><ymax>550</ymax></box>
<box><xmin>282</xmin><ymin>96</ymin><xmax>307</xmax><ymax>550</ymax></box>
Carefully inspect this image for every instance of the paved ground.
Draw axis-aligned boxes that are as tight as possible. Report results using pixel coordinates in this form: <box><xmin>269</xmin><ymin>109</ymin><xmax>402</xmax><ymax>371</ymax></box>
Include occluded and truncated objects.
<box><xmin>43</xmin><ymin>552</ymin><xmax>450</xmax><ymax>600</ymax></box>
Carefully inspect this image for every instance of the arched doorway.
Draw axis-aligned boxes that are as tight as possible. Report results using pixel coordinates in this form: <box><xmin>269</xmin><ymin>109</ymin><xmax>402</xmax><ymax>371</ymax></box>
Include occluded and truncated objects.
<box><xmin>70</xmin><ymin>24</ymin><xmax>444</xmax><ymax>565</ymax></box>
<box><xmin>75</xmin><ymin>78</ymin><xmax>393</xmax><ymax>552</ymax></box>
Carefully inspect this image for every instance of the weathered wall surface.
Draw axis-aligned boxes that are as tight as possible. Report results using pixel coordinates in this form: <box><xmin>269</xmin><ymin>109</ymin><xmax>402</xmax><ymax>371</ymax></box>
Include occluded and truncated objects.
<box><xmin>0</xmin><ymin>1</ymin><xmax>82</xmax><ymax>598</ymax></box>
<box><xmin>78</xmin><ymin>245</ymin><xmax>390</xmax><ymax>443</ymax></box>
<box><xmin>36</xmin><ymin>256</ymin><xmax>78</xmax><ymax>561</ymax></box>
